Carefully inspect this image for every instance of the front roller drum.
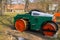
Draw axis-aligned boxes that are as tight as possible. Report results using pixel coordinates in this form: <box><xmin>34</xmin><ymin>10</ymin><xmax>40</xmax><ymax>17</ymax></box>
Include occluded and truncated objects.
<box><xmin>41</xmin><ymin>21</ymin><xmax>58</xmax><ymax>37</ymax></box>
<box><xmin>15</xmin><ymin>19</ymin><xmax>27</xmax><ymax>32</ymax></box>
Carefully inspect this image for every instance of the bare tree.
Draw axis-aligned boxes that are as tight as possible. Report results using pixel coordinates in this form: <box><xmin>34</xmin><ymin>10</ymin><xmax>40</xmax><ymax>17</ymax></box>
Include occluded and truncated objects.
<box><xmin>24</xmin><ymin>0</ymin><xmax>29</xmax><ymax>12</ymax></box>
<box><xmin>0</xmin><ymin>0</ymin><xmax>7</xmax><ymax>16</ymax></box>
<box><xmin>1</xmin><ymin>0</ymin><xmax>6</xmax><ymax>15</ymax></box>
<box><xmin>0</xmin><ymin>0</ymin><xmax>2</xmax><ymax>15</ymax></box>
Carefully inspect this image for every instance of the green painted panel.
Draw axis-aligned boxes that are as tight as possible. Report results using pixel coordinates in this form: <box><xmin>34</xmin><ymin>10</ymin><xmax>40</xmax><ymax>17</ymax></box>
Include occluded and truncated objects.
<box><xmin>14</xmin><ymin>13</ymin><xmax>52</xmax><ymax>31</ymax></box>
<box><xmin>30</xmin><ymin>16</ymin><xmax>52</xmax><ymax>30</ymax></box>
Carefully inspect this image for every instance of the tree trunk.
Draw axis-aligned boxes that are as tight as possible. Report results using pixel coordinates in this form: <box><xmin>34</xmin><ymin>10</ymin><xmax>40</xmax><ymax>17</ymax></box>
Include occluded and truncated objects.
<box><xmin>0</xmin><ymin>0</ymin><xmax>6</xmax><ymax>16</ymax></box>
<box><xmin>24</xmin><ymin>0</ymin><xmax>29</xmax><ymax>12</ymax></box>
<box><xmin>0</xmin><ymin>0</ymin><xmax>2</xmax><ymax>16</ymax></box>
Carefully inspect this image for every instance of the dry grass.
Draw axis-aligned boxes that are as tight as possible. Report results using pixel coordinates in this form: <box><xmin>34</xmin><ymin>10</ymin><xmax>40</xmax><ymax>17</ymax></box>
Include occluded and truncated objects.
<box><xmin>4</xmin><ymin>12</ymin><xmax>28</xmax><ymax>17</ymax></box>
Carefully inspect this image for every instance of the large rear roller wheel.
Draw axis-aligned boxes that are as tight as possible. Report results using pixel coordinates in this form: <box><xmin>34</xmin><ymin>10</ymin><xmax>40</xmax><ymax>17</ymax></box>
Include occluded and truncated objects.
<box><xmin>15</xmin><ymin>19</ymin><xmax>28</xmax><ymax>32</ymax></box>
<box><xmin>41</xmin><ymin>21</ymin><xmax>58</xmax><ymax>37</ymax></box>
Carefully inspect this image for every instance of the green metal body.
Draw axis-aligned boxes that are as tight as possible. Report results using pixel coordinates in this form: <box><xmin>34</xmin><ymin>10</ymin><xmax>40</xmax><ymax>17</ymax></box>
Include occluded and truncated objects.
<box><xmin>14</xmin><ymin>13</ymin><xmax>52</xmax><ymax>31</ymax></box>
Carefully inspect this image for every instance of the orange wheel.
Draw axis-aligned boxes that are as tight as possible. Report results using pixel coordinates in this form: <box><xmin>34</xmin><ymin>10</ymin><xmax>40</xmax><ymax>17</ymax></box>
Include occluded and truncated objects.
<box><xmin>41</xmin><ymin>22</ymin><xmax>58</xmax><ymax>37</ymax></box>
<box><xmin>15</xmin><ymin>19</ymin><xmax>27</xmax><ymax>32</ymax></box>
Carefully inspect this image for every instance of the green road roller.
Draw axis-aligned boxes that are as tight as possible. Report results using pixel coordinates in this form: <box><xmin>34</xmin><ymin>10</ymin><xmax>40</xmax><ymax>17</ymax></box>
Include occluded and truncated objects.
<box><xmin>14</xmin><ymin>10</ymin><xmax>58</xmax><ymax>37</ymax></box>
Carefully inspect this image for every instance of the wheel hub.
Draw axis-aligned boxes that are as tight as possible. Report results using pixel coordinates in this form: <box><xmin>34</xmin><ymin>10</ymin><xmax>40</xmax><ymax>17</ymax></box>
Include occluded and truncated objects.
<box><xmin>15</xmin><ymin>19</ymin><xmax>26</xmax><ymax>32</ymax></box>
<box><xmin>42</xmin><ymin>23</ymin><xmax>56</xmax><ymax>36</ymax></box>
